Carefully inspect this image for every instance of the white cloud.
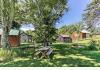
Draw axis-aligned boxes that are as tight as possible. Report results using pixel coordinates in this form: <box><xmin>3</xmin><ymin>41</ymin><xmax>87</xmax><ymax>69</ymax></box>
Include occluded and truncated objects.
<box><xmin>20</xmin><ymin>28</ymin><xmax>35</xmax><ymax>31</ymax></box>
<box><xmin>20</xmin><ymin>23</ymin><xmax>35</xmax><ymax>31</ymax></box>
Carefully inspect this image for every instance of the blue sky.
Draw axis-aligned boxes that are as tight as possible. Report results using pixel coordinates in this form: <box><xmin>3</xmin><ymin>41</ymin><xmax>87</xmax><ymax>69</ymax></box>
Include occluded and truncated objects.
<box><xmin>56</xmin><ymin>0</ymin><xmax>91</xmax><ymax>28</ymax></box>
<box><xmin>21</xmin><ymin>0</ymin><xmax>91</xmax><ymax>31</ymax></box>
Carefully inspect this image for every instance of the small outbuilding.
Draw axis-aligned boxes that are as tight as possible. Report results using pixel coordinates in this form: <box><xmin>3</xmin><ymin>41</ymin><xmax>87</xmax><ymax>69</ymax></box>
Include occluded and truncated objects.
<box><xmin>20</xmin><ymin>32</ymin><xmax>33</xmax><ymax>43</ymax></box>
<box><xmin>80</xmin><ymin>30</ymin><xmax>90</xmax><ymax>39</ymax></box>
<box><xmin>58</xmin><ymin>35</ymin><xmax>72</xmax><ymax>43</ymax></box>
<box><xmin>0</xmin><ymin>29</ymin><xmax>20</xmax><ymax>47</ymax></box>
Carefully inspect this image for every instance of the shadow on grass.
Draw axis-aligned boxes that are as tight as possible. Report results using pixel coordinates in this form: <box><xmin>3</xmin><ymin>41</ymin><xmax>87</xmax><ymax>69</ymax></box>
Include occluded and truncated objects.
<box><xmin>52</xmin><ymin>43</ymin><xmax>81</xmax><ymax>55</ymax></box>
<box><xmin>0</xmin><ymin>43</ymin><xmax>100</xmax><ymax>67</ymax></box>
<box><xmin>80</xmin><ymin>51</ymin><xmax>100</xmax><ymax>63</ymax></box>
<box><xmin>0</xmin><ymin>56</ymin><xmax>96</xmax><ymax>67</ymax></box>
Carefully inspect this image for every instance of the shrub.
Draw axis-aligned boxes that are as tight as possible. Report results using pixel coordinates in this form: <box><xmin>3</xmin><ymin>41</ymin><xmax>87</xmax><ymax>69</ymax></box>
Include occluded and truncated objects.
<box><xmin>97</xmin><ymin>40</ymin><xmax>100</xmax><ymax>50</ymax></box>
<box><xmin>0</xmin><ymin>49</ymin><xmax>17</xmax><ymax>62</ymax></box>
<box><xmin>13</xmin><ymin>49</ymin><xmax>26</xmax><ymax>57</ymax></box>
<box><xmin>72</xmin><ymin>43</ymin><xmax>78</xmax><ymax>47</ymax></box>
<box><xmin>88</xmin><ymin>40</ymin><xmax>98</xmax><ymax>50</ymax></box>
<box><xmin>12</xmin><ymin>47</ymin><xmax>35</xmax><ymax>57</ymax></box>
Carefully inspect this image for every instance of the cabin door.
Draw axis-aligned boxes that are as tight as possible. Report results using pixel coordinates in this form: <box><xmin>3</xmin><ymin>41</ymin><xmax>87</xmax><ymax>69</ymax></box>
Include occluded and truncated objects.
<box><xmin>82</xmin><ymin>33</ymin><xmax>86</xmax><ymax>38</ymax></box>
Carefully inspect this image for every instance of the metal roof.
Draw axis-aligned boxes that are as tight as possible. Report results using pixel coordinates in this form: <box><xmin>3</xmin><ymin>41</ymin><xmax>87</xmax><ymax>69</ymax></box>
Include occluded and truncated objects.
<box><xmin>0</xmin><ymin>29</ymin><xmax>19</xmax><ymax>35</ymax></box>
<box><xmin>60</xmin><ymin>35</ymin><xmax>70</xmax><ymax>37</ymax></box>
<box><xmin>81</xmin><ymin>30</ymin><xmax>90</xmax><ymax>33</ymax></box>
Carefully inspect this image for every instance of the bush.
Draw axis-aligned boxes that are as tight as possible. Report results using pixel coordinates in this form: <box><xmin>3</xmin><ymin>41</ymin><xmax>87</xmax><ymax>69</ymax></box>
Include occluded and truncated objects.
<box><xmin>88</xmin><ymin>40</ymin><xmax>98</xmax><ymax>50</ymax></box>
<box><xmin>97</xmin><ymin>40</ymin><xmax>100</xmax><ymax>50</ymax></box>
<box><xmin>12</xmin><ymin>48</ymin><xmax>26</xmax><ymax>57</ymax></box>
<box><xmin>0</xmin><ymin>49</ymin><xmax>17</xmax><ymax>62</ymax></box>
<box><xmin>72</xmin><ymin>43</ymin><xmax>78</xmax><ymax>46</ymax></box>
<box><xmin>12</xmin><ymin>47</ymin><xmax>35</xmax><ymax>57</ymax></box>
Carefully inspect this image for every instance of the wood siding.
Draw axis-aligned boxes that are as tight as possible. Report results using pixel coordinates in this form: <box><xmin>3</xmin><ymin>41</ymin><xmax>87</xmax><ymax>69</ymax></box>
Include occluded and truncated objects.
<box><xmin>0</xmin><ymin>35</ymin><xmax>20</xmax><ymax>47</ymax></box>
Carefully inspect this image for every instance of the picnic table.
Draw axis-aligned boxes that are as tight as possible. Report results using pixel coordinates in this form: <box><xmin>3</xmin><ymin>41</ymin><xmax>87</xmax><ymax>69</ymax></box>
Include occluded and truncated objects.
<box><xmin>38</xmin><ymin>47</ymin><xmax>50</xmax><ymax>51</ymax></box>
<box><xmin>35</xmin><ymin>47</ymin><xmax>54</xmax><ymax>59</ymax></box>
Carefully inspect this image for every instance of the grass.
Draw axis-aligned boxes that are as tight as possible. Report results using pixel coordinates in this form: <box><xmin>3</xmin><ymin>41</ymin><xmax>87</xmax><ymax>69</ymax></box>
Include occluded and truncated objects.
<box><xmin>0</xmin><ymin>43</ymin><xmax>100</xmax><ymax>67</ymax></box>
<box><xmin>74</xmin><ymin>35</ymin><xmax>100</xmax><ymax>45</ymax></box>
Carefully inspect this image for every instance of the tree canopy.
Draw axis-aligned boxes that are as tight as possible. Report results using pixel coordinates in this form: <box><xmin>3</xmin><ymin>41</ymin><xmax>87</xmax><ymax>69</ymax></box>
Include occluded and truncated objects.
<box><xmin>0</xmin><ymin>0</ymin><xmax>68</xmax><ymax>48</ymax></box>
<box><xmin>83</xmin><ymin>0</ymin><xmax>100</xmax><ymax>33</ymax></box>
<box><xmin>23</xmin><ymin>0</ymin><xmax>68</xmax><ymax>46</ymax></box>
<box><xmin>58</xmin><ymin>22</ymin><xmax>83</xmax><ymax>35</ymax></box>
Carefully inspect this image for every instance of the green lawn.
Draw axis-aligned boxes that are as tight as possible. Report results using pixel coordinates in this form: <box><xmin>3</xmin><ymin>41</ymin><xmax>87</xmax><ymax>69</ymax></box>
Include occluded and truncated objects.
<box><xmin>0</xmin><ymin>43</ymin><xmax>100</xmax><ymax>67</ymax></box>
<box><xmin>74</xmin><ymin>35</ymin><xmax>100</xmax><ymax>44</ymax></box>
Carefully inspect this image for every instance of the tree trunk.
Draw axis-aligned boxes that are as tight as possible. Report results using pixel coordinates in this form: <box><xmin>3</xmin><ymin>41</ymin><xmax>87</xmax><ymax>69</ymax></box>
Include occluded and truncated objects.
<box><xmin>0</xmin><ymin>0</ymin><xmax>12</xmax><ymax>49</ymax></box>
<box><xmin>32</xmin><ymin>40</ymin><xmax>36</xmax><ymax>59</ymax></box>
<box><xmin>43</xmin><ymin>39</ymin><xmax>49</xmax><ymax>47</ymax></box>
<box><xmin>1</xmin><ymin>21</ymin><xmax>10</xmax><ymax>49</ymax></box>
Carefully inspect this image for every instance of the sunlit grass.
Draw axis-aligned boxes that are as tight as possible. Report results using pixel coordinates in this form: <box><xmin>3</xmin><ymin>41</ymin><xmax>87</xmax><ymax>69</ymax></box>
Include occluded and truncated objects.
<box><xmin>75</xmin><ymin>35</ymin><xmax>100</xmax><ymax>45</ymax></box>
<box><xmin>0</xmin><ymin>40</ymin><xmax>100</xmax><ymax>66</ymax></box>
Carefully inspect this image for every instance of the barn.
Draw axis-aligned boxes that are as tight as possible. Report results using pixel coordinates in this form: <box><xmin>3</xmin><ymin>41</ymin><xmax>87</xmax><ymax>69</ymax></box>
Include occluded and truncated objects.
<box><xmin>80</xmin><ymin>30</ymin><xmax>90</xmax><ymax>39</ymax></box>
<box><xmin>0</xmin><ymin>29</ymin><xmax>20</xmax><ymax>47</ymax></box>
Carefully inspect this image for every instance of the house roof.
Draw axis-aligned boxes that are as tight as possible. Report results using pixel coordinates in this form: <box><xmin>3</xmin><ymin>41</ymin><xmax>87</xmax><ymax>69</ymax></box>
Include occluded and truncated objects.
<box><xmin>20</xmin><ymin>31</ymin><xmax>32</xmax><ymax>36</ymax></box>
<box><xmin>0</xmin><ymin>29</ymin><xmax>20</xmax><ymax>35</ymax></box>
<box><xmin>60</xmin><ymin>35</ymin><xmax>70</xmax><ymax>37</ymax></box>
<box><xmin>81</xmin><ymin>30</ymin><xmax>90</xmax><ymax>33</ymax></box>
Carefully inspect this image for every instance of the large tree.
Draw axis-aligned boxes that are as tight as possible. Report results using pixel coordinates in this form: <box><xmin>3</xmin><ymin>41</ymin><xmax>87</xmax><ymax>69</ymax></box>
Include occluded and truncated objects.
<box><xmin>83</xmin><ymin>0</ymin><xmax>100</xmax><ymax>35</ymax></box>
<box><xmin>0</xmin><ymin>0</ymin><xmax>16</xmax><ymax>49</ymax></box>
<box><xmin>24</xmin><ymin>0</ymin><xmax>68</xmax><ymax>47</ymax></box>
<box><xmin>0</xmin><ymin>0</ymin><xmax>68</xmax><ymax>48</ymax></box>
<box><xmin>0</xmin><ymin>0</ymin><xmax>24</xmax><ymax>49</ymax></box>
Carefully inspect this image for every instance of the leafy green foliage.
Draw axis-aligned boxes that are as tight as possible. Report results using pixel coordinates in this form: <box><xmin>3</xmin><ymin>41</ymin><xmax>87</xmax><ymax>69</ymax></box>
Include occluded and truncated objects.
<box><xmin>83</xmin><ymin>0</ymin><xmax>100</xmax><ymax>34</ymax></box>
<box><xmin>11</xmin><ymin>21</ymin><xmax>21</xmax><ymax>29</ymax></box>
<box><xmin>12</xmin><ymin>48</ymin><xmax>34</xmax><ymax>57</ymax></box>
<box><xmin>88</xmin><ymin>40</ymin><xmax>98</xmax><ymax>50</ymax></box>
<box><xmin>0</xmin><ymin>49</ymin><xmax>17</xmax><ymax>62</ymax></box>
<box><xmin>58</xmin><ymin>22</ymin><xmax>83</xmax><ymax>35</ymax></box>
<box><xmin>0</xmin><ymin>0</ymin><xmax>23</xmax><ymax>48</ymax></box>
<box><xmin>23</xmin><ymin>0</ymin><xmax>68</xmax><ymax>46</ymax></box>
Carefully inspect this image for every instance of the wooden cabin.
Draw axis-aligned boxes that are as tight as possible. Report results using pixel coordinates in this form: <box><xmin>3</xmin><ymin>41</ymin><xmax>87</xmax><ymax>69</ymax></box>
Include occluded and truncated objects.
<box><xmin>80</xmin><ymin>30</ymin><xmax>90</xmax><ymax>39</ymax></box>
<box><xmin>0</xmin><ymin>29</ymin><xmax>20</xmax><ymax>47</ymax></box>
<box><xmin>58</xmin><ymin>35</ymin><xmax>72</xmax><ymax>43</ymax></box>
